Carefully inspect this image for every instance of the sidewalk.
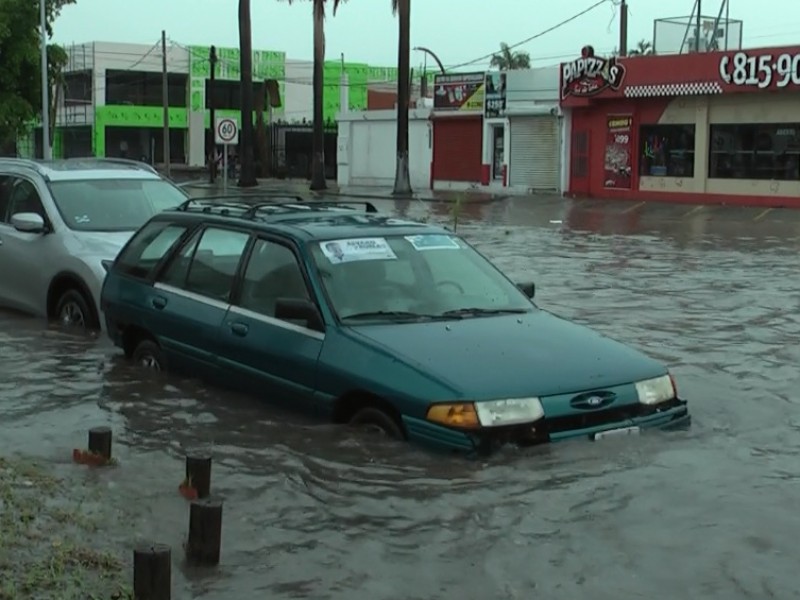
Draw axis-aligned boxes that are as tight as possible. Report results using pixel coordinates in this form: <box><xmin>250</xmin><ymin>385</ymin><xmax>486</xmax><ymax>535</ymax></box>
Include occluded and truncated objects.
<box><xmin>178</xmin><ymin>177</ymin><xmax>512</xmax><ymax>204</ymax></box>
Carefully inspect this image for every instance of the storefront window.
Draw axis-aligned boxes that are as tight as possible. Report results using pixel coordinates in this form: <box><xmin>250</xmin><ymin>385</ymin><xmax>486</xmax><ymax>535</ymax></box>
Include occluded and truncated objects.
<box><xmin>639</xmin><ymin>125</ymin><xmax>696</xmax><ymax>177</ymax></box>
<box><xmin>709</xmin><ymin>124</ymin><xmax>800</xmax><ymax>181</ymax></box>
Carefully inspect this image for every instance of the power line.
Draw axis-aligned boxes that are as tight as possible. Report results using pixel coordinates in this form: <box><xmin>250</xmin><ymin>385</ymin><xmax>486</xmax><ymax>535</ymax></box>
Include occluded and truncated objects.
<box><xmin>444</xmin><ymin>0</ymin><xmax>616</xmax><ymax>71</ymax></box>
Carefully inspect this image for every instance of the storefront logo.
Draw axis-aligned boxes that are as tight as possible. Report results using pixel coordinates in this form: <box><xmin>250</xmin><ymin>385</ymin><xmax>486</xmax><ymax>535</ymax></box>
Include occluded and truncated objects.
<box><xmin>561</xmin><ymin>46</ymin><xmax>626</xmax><ymax>99</ymax></box>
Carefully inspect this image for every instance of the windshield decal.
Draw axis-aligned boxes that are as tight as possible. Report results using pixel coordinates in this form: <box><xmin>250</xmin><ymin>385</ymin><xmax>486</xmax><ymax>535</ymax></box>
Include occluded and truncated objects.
<box><xmin>405</xmin><ymin>234</ymin><xmax>460</xmax><ymax>251</ymax></box>
<box><xmin>320</xmin><ymin>238</ymin><xmax>397</xmax><ymax>264</ymax></box>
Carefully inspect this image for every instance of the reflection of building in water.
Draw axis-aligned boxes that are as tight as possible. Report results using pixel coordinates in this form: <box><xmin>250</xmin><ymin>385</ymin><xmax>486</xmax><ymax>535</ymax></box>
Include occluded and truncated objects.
<box><xmin>560</xmin><ymin>36</ymin><xmax>800</xmax><ymax>209</ymax></box>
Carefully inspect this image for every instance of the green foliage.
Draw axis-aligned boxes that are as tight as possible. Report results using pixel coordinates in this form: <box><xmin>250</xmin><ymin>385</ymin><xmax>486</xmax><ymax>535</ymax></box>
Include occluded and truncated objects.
<box><xmin>0</xmin><ymin>0</ymin><xmax>75</xmax><ymax>149</ymax></box>
<box><xmin>490</xmin><ymin>42</ymin><xmax>531</xmax><ymax>70</ymax></box>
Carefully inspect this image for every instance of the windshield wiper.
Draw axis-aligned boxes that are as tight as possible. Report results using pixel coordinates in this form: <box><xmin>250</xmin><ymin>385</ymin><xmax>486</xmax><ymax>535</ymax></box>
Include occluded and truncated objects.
<box><xmin>342</xmin><ymin>310</ymin><xmax>451</xmax><ymax>322</ymax></box>
<box><xmin>440</xmin><ymin>307</ymin><xmax>530</xmax><ymax>318</ymax></box>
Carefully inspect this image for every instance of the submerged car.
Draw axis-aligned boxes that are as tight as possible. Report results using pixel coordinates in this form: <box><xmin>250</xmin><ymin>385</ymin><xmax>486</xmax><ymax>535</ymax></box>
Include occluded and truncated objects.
<box><xmin>100</xmin><ymin>197</ymin><xmax>690</xmax><ymax>455</ymax></box>
<box><xmin>0</xmin><ymin>157</ymin><xmax>189</xmax><ymax>330</ymax></box>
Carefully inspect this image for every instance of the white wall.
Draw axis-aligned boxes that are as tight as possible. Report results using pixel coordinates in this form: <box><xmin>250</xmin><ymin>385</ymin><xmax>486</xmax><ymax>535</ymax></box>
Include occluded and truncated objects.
<box><xmin>284</xmin><ymin>59</ymin><xmax>314</xmax><ymax>123</ymax></box>
<box><xmin>505</xmin><ymin>66</ymin><xmax>560</xmax><ymax>108</ymax></box>
<box><xmin>337</xmin><ymin>108</ymin><xmax>432</xmax><ymax>189</ymax></box>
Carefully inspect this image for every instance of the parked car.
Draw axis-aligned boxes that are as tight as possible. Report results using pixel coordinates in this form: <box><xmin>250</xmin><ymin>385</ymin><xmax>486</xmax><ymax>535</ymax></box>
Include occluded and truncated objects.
<box><xmin>100</xmin><ymin>197</ymin><xmax>690</xmax><ymax>455</ymax></box>
<box><xmin>0</xmin><ymin>157</ymin><xmax>190</xmax><ymax>330</ymax></box>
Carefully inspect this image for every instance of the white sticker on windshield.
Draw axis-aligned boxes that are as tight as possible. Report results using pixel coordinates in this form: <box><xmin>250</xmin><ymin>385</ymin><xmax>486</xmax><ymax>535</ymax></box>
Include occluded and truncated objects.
<box><xmin>405</xmin><ymin>234</ymin><xmax>460</xmax><ymax>251</ymax></box>
<box><xmin>320</xmin><ymin>238</ymin><xmax>397</xmax><ymax>264</ymax></box>
<box><xmin>75</xmin><ymin>215</ymin><xmax>90</xmax><ymax>224</ymax></box>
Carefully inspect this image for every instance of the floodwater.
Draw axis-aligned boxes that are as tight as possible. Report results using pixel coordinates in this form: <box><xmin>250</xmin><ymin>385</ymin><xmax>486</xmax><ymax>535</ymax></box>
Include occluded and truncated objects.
<box><xmin>2</xmin><ymin>195</ymin><xmax>800</xmax><ymax>599</ymax></box>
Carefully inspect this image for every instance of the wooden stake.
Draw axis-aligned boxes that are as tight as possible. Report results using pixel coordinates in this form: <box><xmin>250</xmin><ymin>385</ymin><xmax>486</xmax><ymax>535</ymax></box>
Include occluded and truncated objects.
<box><xmin>88</xmin><ymin>426</ymin><xmax>112</xmax><ymax>459</ymax></box>
<box><xmin>133</xmin><ymin>542</ymin><xmax>171</xmax><ymax>600</ymax></box>
<box><xmin>186</xmin><ymin>499</ymin><xmax>223</xmax><ymax>566</ymax></box>
<box><xmin>185</xmin><ymin>454</ymin><xmax>212</xmax><ymax>499</ymax></box>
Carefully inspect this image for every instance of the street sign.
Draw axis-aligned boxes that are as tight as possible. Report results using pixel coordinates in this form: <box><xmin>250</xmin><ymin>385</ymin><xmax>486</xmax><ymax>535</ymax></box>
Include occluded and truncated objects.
<box><xmin>215</xmin><ymin>117</ymin><xmax>239</xmax><ymax>145</ymax></box>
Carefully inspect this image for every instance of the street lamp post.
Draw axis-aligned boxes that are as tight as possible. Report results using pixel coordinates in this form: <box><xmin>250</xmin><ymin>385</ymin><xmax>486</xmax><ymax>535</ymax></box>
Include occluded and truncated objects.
<box><xmin>40</xmin><ymin>0</ymin><xmax>51</xmax><ymax>160</ymax></box>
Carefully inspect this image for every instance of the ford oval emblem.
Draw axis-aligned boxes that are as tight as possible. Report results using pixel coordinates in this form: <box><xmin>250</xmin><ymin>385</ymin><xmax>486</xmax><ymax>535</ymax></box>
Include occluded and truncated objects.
<box><xmin>570</xmin><ymin>390</ymin><xmax>616</xmax><ymax>410</ymax></box>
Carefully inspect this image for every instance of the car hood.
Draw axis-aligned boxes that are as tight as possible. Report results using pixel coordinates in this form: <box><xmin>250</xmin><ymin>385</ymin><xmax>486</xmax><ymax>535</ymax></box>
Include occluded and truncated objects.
<box><xmin>346</xmin><ymin>310</ymin><xmax>666</xmax><ymax>400</ymax></box>
<box><xmin>70</xmin><ymin>230</ymin><xmax>135</xmax><ymax>259</ymax></box>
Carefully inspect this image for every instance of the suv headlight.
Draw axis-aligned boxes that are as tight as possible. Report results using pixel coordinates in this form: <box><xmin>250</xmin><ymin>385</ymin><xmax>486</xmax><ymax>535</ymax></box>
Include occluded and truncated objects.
<box><xmin>635</xmin><ymin>375</ymin><xmax>675</xmax><ymax>405</ymax></box>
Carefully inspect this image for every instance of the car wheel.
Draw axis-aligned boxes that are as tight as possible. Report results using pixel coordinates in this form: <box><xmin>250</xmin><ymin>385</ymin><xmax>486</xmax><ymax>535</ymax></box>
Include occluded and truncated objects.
<box><xmin>348</xmin><ymin>406</ymin><xmax>405</xmax><ymax>440</ymax></box>
<box><xmin>55</xmin><ymin>289</ymin><xmax>98</xmax><ymax>330</ymax></box>
<box><xmin>131</xmin><ymin>339</ymin><xmax>165</xmax><ymax>372</ymax></box>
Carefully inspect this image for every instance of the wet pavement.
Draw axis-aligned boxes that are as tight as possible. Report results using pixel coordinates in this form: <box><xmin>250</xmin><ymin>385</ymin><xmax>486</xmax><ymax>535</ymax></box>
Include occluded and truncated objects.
<box><xmin>2</xmin><ymin>195</ymin><xmax>800</xmax><ymax>599</ymax></box>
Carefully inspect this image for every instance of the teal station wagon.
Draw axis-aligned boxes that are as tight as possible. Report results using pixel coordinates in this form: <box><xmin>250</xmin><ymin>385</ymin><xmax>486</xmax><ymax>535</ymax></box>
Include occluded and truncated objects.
<box><xmin>100</xmin><ymin>197</ymin><xmax>690</xmax><ymax>455</ymax></box>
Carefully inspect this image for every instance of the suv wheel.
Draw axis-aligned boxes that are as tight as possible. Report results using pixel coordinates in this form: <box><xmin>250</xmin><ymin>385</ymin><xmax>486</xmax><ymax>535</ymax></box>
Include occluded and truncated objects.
<box><xmin>349</xmin><ymin>406</ymin><xmax>405</xmax><ymax>440</ymax></box>
<box><xmin>131</xmin><ymin>339</ymin><xmax>165</xmax><ymax>371</ymax></box>
<box><xmin>55</xmin><ymin>289</ymin><xmax>98</xmax><ymax>330</ymax></box>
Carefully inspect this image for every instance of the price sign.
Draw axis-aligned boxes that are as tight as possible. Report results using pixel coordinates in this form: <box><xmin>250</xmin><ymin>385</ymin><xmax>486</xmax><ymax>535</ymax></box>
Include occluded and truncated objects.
<box><xmin>719</xmin><ymin>50</ymin><xmax>800</xmax><ymax>89</ymax></box>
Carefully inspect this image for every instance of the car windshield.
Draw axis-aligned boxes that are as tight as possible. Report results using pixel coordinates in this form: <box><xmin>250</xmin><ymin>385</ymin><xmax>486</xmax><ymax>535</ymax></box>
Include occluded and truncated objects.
<box><xmin>48</xmin><ymin>178</ymin><xmax>188</xmax><ymax>232</ymax></box>
<box><xmin>309</xmin><ymin>233</ymin><xmax>535</xmax><ymax>322</ymax></box>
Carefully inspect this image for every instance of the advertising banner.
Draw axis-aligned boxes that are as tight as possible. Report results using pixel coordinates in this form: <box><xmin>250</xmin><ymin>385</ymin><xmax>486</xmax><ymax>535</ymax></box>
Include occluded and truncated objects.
<box><xmin>603</xmin><ymin>115</ymin><xmax>633</xmax><ymax>189</ymax></box>
<box><xmin>433</xmin><ymin>72</ymin><xmax>485</xmax><ymax>111</ymax></box>
<box><xmin>484</xmin><ymin>71</ymin><xmax>507</xmax><ymax>118</ymax></box>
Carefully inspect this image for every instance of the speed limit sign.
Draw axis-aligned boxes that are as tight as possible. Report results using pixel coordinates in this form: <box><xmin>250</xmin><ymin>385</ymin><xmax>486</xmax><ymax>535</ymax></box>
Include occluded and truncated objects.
<box><xmin>215</xmin><ymin>117</ymin><xmax>239</xmax><ymax>145</ymax></box>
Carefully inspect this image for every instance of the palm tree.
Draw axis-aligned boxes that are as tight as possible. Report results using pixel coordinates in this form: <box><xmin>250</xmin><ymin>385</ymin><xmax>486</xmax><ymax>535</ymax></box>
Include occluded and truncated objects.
<box><xmin>238</xmin><ymin>0</ymin><xmax>258</xmax><ymax>187</ymax></box>
<box><xmin>391</xmin><ymin>0</ymin><xmax>412</xmax><ymax>196</ymax></box>
<box><xmin>628</xmin><ymin>39</ymin><xmax>654</xmax><ymax>56</ymax></box>
<box><xmin>490</xmin><ymin>43</ymin><xmax>530</xmax><ymax>70</ymax></box>
<box><xmin>284</xmin><ymin>0</ymin><xmax>345</xmax><ymax>191</ymax></box>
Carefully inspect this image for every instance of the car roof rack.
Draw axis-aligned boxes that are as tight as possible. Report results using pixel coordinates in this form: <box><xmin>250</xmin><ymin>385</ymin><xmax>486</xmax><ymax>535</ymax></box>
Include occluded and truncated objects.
<box><xmin>0</xmin><ymin>156</ymin><xmax>159</xmax><ymax>176</ymax></box>
<box><xmin>175</xmin><ymin>197</ymin><xmax>378</xmax><ymax>218</ymax></box>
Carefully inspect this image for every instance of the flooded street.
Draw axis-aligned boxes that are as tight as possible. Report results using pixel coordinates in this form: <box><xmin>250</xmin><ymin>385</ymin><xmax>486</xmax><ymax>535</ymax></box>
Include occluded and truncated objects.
<box><xmin>2</xmin><ymin>195</ymin><xmax>800</xmax><ymax>599</ymax></box>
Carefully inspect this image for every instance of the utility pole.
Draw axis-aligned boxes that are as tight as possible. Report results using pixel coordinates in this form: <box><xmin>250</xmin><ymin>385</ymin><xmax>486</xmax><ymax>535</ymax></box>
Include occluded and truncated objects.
<box><xmin>208</xmin><ymin>45</ymin><xmax>218</xmax><ymax>183</ymax></box>
<box><xmin>696</xmin><ymin>0</ymin><xmax>702</xmax><ymax>53</ymax></box>
<box><xmin>40</xmin><ymin>0</ymin><xmax>51</xmax><ymax>160</ymax></box>
<box><xmin>619</xmin><ymin>0</ymin><xmax>628</xmax><ymax>56</ymax></box>
<box><xmin>161</xmin><ymin>30</ymin><xmax>170</xmax><ymax>176</ymax></box>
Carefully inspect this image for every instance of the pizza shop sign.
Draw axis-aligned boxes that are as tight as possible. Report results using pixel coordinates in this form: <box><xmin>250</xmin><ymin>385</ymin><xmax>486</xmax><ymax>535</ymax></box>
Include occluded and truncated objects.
<box><xmin>561</xmin><ymin>45</ymin><xmax>626</xmax><ymax>99</ymax></box>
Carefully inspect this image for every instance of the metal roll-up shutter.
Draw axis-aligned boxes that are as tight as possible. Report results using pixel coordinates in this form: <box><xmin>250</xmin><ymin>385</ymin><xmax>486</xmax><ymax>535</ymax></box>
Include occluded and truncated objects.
<box><xmin>509</xmin><ymin>116</ymin><xmax>560</xmax><ymax>190</ymax></box>
<box><xmin>432</xmin><ymin>117</ymin><xmax>482</xmax><ymax>182</ymax></box>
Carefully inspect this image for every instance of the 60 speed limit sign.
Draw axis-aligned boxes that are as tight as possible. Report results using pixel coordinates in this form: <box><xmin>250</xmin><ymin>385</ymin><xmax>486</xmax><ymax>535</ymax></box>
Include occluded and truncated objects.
<box><xmin>215</xmin><ymin>117</ymin><xmax>239</xmax><ymax>145</ymax></box>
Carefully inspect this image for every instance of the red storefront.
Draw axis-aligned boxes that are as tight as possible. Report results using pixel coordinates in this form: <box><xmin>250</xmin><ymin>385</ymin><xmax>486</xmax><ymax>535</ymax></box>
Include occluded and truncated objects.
<box><xmin>561</xmin><ymin>44</ymin><xmax>800</xmax><ymax>208</ymax></box>
<box><xmin>430</xmin><ymin>72</ymin><xmax>484</xmax><ymax>189</ymax></box>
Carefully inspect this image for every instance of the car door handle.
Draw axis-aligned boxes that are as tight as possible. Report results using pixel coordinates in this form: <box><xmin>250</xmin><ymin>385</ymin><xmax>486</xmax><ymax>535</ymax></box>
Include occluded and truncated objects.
<box><xmin>151</xmin><ymin>296</ymin><xmax>167</xmax><ymax>310</ymax></box>
<box><xmin>229</xmin><ymin>322</ymin><xmax>248</xmax><ymax>337</ymax></box>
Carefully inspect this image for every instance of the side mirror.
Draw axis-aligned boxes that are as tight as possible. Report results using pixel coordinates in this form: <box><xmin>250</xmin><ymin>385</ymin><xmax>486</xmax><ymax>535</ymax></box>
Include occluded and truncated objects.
<box><xmin>11</xmin><ymin>212</ymin><xmax>46</xmax><ymax>234</ymax></box>
<box><xmin>274</xmin><ymin>297</ymin><xmax>324</xmax><ymax>332</ymax></box>
<box><xmin>516</xmin><ymin>282</ymin><xmax>535</xmax><ymax>299</ymax></box>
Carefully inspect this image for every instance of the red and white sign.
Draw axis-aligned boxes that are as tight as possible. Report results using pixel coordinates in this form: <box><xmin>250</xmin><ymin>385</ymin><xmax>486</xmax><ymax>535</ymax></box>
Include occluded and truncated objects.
<box><xmin>719</xmin><ymin>49</ymin><xmax>800</xmax><ymax>89</ymax></box>
<box><xmin>215</xmin><ymin>117</ymin><xmax>239</xmax><ymax>145</ymax></box>
<box><xmin>561</xmin><ymin>45</ymin><xmax>626</xmax><ymax>100</ymax></box>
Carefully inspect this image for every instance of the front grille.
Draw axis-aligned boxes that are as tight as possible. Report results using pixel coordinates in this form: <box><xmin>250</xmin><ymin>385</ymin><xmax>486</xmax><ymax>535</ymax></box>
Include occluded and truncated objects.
<box><xmin>544</xmin><ymin>398</ymin><xmax>684</xmax><ymax>434</ymax></box>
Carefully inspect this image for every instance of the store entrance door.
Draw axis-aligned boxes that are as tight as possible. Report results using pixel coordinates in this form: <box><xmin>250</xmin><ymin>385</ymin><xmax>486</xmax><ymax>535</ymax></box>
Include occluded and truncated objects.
<box><xmin>492</xmin><ymin>125</ymin><xmax>505</xmax><ymax>181</ymax></box>
<box><xmin>569</xmin><ymin>129</ymin><xmax>590</xmax><ymax>195</ymax></box>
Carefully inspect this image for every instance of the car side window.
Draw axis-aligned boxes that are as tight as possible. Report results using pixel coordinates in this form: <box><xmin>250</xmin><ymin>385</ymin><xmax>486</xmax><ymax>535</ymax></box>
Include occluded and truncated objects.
<box><xmin>7</xmin><ymin>178</ymin><xmax>45</xmax><ymax>219</ymax></box>
<box><xmin>159</xmin><ymin>227</ymin><xmax>202</xmax><ymax>288</ymax></box>
<box><xmin>238</xmin><ymin>238</ymin><xmax>311</xmax><ymax>319</ymax></box>
<box><xmin>179</xmin><ymin>227</ymin><xmax>250</xmax><ymax>303</ymax></box>
<box><xmin>116</xmin><ymin>221</ymin><xmax>189</xmax><ymax>279</ymax></box>
<box><xmin>0</xmin><ymin>175</ymin><xmax>13</xmax><ymax>223</ymax></box>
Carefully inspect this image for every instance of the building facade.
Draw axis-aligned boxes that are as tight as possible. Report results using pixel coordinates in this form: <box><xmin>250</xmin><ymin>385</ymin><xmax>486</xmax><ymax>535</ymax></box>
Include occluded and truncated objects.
<box><xmin>560</xmin><ymin>44</ymin><xmax>800</xmax><ymax>207</ymax></box>
<box><xmin>21</xmin><ymin>40</ymin><xmax>398</xmax><ymax>167</ymax></box>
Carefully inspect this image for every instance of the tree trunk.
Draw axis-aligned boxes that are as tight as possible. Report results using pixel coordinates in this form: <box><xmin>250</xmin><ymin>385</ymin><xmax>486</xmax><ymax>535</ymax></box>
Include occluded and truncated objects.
<box><xmin>310</xmin><ymin>1</ymin><xmax>327</xmax><ymax>191</ymax></box>
<box><xmin>237</xmin><ymin>0</ymin><xmax>258</xmax><ymax>187</ymax></box>
<box><xmin>392</xmin><ymin>0</ymin><xmax>412</xmax><ymax>196</ymax></box>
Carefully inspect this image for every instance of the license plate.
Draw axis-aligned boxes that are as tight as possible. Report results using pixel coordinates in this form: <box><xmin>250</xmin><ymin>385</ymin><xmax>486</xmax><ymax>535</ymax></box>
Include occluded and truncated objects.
<box><xmin>593</xmin><ymin>426</ymin><xmax>640</xmax><ymax>440</ymax></box>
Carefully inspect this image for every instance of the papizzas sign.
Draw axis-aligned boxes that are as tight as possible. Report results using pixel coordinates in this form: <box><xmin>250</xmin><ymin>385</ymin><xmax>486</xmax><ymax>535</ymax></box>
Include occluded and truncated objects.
<box><xmin>561</xmin><ymin>45</ymin><xmax>626</xmax><ymax>100</ymax></box>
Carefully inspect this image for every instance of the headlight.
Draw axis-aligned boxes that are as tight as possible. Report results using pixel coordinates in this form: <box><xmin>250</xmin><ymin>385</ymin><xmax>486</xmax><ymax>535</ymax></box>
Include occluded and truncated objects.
<box><xmin>635</xmin><ymin>374</ymin><xmax>675</xmax><ymax>405</ymax></box>
<box><xmin>475</xmin><ymin>397</ymin><xmax>545</xmax><ymax>427</ymax></box>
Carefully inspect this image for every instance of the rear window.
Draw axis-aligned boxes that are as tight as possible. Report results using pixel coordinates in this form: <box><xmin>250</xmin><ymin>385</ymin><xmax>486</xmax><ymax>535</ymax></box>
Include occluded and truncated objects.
<box><xmin>114</xmin><ymin>220</ymin><xmax>190</xmax><ymax>279</ymax></box>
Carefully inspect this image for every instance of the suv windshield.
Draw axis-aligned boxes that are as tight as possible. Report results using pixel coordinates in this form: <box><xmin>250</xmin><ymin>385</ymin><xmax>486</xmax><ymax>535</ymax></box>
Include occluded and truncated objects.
<box><xmin>309</xmin><ymin>233</ymin><xmax>534</xmax><ymax>322</ymax></box>
<box><xmin>49</xmin><ymin>178</ymin><xmax>188</xmax><ymax>232</ymax></box>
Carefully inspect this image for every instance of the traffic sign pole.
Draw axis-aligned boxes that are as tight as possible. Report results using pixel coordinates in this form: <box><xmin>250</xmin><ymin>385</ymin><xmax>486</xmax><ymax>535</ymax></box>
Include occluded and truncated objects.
<box><xmin>214</xmin><ymin>117</ymin><xmax>239</xmax><ymax>194</ymax></box>
<box><xmin>223</xmin><ymin>150</ymin><xmax>228</xmax><ymax>194</ymax></box>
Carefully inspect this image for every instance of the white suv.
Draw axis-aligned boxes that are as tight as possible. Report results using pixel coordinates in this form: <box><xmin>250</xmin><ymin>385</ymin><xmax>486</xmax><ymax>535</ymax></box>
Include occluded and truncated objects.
<box><xmin>0</xmin><ymin>157</ymin><xmax>190</xmax><ymax>331</ymax></box>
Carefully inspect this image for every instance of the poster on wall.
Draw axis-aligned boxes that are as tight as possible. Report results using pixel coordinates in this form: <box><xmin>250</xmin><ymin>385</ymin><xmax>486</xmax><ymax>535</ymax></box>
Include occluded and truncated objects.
<box><xmin>604</xmin><ymin>115</ymin><xmax>633</xmax><ymax>189</ymax></box>
<box><xmin>484</xmin><ymin>71</ymin><xmax>507</xmax><ymax>118</ymax></box>
<box><xmin>433</xmin><ymin>72</ymin><xmax>485</xmax><ymax>111</ymax></box>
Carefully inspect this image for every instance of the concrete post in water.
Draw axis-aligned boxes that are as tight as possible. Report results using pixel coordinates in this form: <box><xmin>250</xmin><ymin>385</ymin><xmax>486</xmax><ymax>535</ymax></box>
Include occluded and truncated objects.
<box><xmin>88</xmin><ymin>427</ymin><xmax>112</xmax><ymax>459</ymax></box>
<box><xmin>186</xmin><ymin>499</ymin><xmax>223</xmax><ymax>566</ymax></box>
<box><xmin>133</xmin><ymin>543</ymin><xmax>171</xmax><ymax>600</ymax></box>
<box><xmin>185</xmin><ymin>454</ymin><xmax>212</xmax><ymax>499</ymax></box>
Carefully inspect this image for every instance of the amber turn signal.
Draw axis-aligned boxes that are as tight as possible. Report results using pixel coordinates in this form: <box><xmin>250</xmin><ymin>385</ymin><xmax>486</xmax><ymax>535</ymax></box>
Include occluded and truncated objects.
<box><xmin>426</xmin><ymin>402</ymin><xmax>480</xmax><ymax>429</ymax></box>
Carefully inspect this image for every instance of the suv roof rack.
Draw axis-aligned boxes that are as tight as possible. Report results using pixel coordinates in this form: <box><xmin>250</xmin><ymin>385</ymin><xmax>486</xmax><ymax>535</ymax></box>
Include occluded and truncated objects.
<box><xmin>175</xmin><ymin>197</ymin><xmax>378</xmax><ymax>218</ymax></box>
<box><xmin>0</xmin><ymin>156</ymin><xmax>159</xmax><ymax>176</ymax></box>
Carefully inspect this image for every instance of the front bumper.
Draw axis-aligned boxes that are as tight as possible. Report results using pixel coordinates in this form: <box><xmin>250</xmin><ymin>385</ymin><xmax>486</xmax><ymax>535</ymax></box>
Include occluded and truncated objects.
<box><xmin>402</xmin><ymin>398</ymin><xmax>690</xmax><ymax>456</ymax></box>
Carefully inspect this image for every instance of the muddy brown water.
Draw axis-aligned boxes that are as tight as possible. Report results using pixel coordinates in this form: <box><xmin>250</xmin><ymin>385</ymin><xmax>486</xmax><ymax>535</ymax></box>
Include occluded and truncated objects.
<box><xmin>2</xmin><ymin>196</ymin><xmax>800</xmax><ymax>599</ymax></box>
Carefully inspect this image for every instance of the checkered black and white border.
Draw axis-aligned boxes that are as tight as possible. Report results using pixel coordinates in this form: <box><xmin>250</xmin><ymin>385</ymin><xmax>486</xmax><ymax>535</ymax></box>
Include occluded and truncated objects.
<box><xmin>623</xmin><ymin>81</ymin><xmax>724</xmax><ymax>97</ymax></box>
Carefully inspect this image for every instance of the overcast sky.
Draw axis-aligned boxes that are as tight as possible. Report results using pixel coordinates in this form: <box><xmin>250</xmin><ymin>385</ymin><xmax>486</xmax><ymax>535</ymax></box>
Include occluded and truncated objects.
<box><xmin>53</xmin><ymin>0</ymin><xmax>799</xmax><ymax>69</ymax></box>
